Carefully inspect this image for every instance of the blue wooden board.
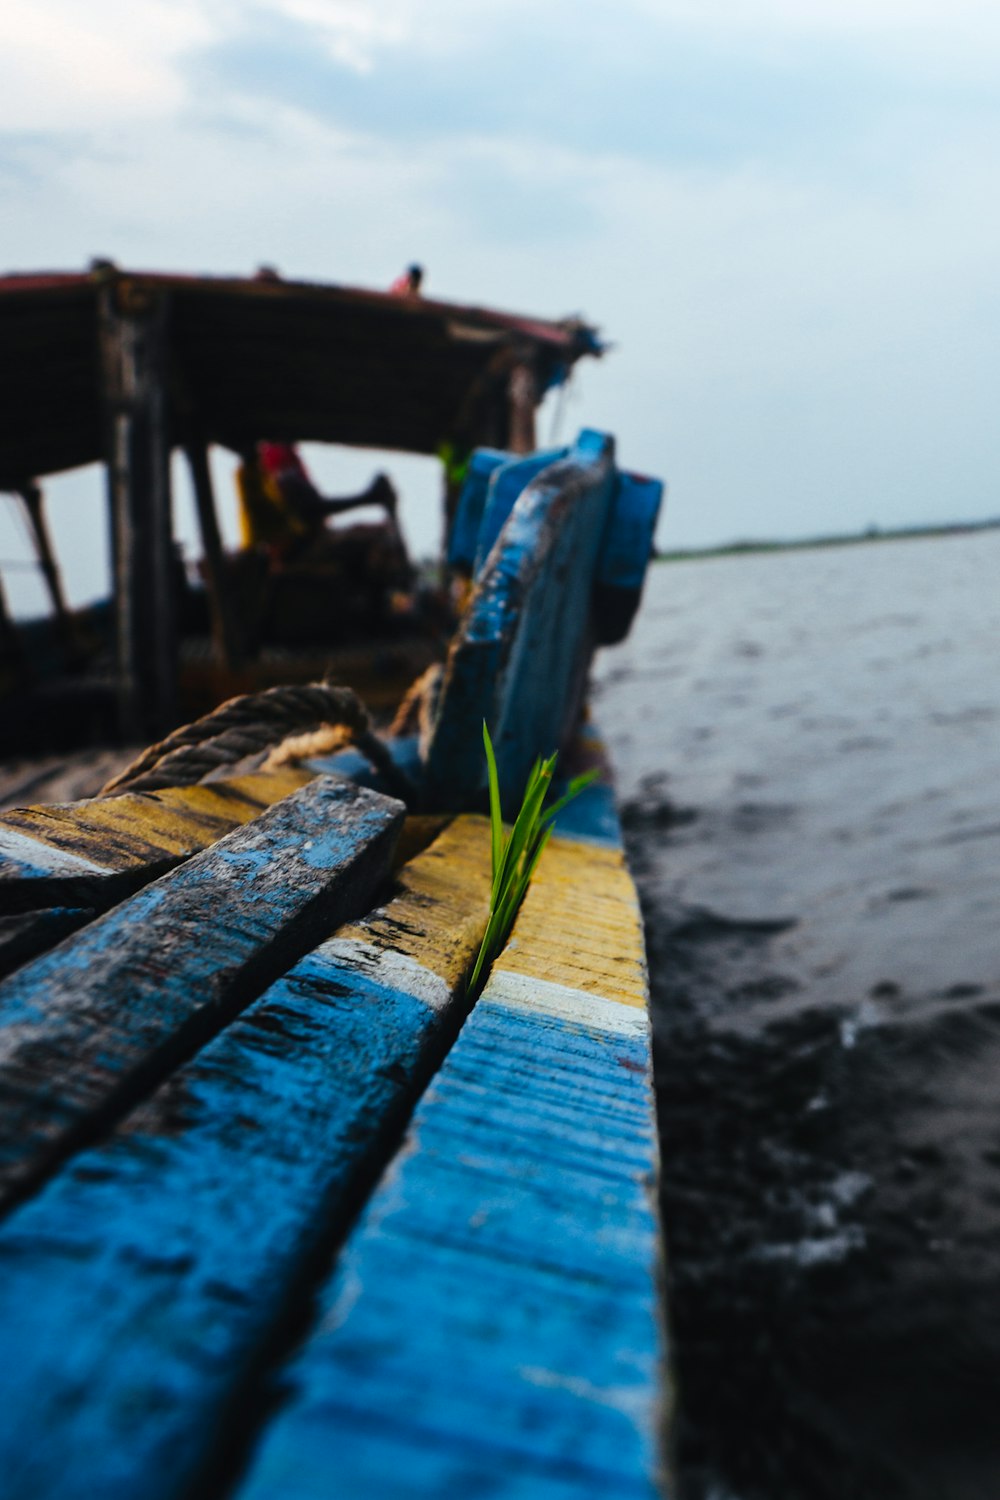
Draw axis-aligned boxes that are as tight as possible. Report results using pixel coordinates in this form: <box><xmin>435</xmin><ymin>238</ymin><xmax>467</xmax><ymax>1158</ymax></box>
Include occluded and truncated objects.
<box><xmin>425</xmin><ymin>430</ymin><xmax>617</xmax><ymax>813</ymax></box>
<box><xmin>0</xmin><ymin>777</ymin><xmax>403</xmax><ymax>1212</ymax></box>
<box><xmin>447</xmin><ymin>448</ymin><xmax>510</xmax><ymax>573</ymax></box>
<box><xmin>0</xmin><ymin>818</ymin><xmax>492</xmax><ymax>1500</ymax></box>
<box><xmin>597</xmin><ymin>473</ymin><xmax>664</xmax><ymax>594</ymax></box>
<box><xmin>0</xmin><ymin>961</ymin><xmax>436</xmax><ymax>1498</ymax></box>
<box><xmin>0</xmin><ymin>768</ymin><xmax>318</xmax><ymax>917</ymax></box>
<box><xmin>234</xmin><ymin>988</ymin><xmax>663</xmax><ymax>1500</ymax></box>
<box><xmin>305</xmin><ymin>732</ymin><xmax>422</xmax><ymax>793</ymax></box>
<box><xmin>472</xmin><ymin>447</ymin><xmax>568</xmax><ymax>575</ymax></box>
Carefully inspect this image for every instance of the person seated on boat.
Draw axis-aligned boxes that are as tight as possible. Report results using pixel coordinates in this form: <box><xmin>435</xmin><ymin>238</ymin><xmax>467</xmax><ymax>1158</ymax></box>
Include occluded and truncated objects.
<box><xmin>236</xmin><ymin>442</ymin><xmax>398</xmax><ymax>566</ymax></box>
<box><xmin>388</xmin><ymin>263</ymin><xmax>424</xmax><ymax>298</ymax></box>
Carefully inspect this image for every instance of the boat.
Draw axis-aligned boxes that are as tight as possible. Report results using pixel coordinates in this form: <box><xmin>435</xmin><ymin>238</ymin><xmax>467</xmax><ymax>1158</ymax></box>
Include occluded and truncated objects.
<box><xmin>0</xmin><ymin>266</ymin><xmax>667</xmax><ymax>1498</ymax></box>
<box><xmin>0</xmin><ymin>264</ymin><xmax>603</xmax><ymax>749</ymax></box>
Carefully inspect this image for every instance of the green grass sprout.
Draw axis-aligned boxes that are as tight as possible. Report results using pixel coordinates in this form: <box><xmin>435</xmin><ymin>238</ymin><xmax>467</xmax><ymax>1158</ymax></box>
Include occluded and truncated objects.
<box><xmin>469</xmin><ymin>722</ymin><xmax>598</xmax><ymax>995</ymax></box>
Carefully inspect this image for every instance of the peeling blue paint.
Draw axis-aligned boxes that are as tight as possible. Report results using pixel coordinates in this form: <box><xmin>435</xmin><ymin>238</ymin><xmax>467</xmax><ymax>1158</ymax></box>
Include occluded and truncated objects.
<box><xmin>473</xmin><ymin>448</ymin><xmax>569</xmax><ymax>575</ymax></box>
<box><xmin>0</xmin><ymin>941</ymin><xmax>452</xmax><ymax>1500</ymax></box>
<box><xmin>425</xmin><ymin>430</ymin><xmax>617</xmax><ymax>813</ymax></box>
<box><xmin>0</xmin><ymin>778</ymin><xmax>403</xmax><ymax>1211</ymax></box>
<box><xmin>235</xmin><ymin>995</ymin><xmax>662</xmax><ymax>1500</ymax></box>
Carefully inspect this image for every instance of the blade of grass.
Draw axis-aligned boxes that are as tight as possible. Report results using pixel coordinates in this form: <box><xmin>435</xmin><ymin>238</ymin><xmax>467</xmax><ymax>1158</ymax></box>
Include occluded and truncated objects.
<box><xmin>483</xmin><ymin>720</ymin><xmax>504</xmax><ymax>881</ymax></box>
<box><xmin>542</xmin><ymin>767</ymin><xmax>600</xmax><ymax>825</ymax></box>
<box><xmin>470</xmin><ymin>727</ymin><xmax>596</xmax><ymax>998</ymax></box>
<box><xmin>491</xmin><ymin>766</ymin><xmax>548</xmax><ymax>904</ymax></box>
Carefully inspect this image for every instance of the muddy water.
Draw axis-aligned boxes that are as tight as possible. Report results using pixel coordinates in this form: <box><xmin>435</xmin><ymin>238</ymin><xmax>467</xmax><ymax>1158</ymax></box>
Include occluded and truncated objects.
<box><xmin>593</xmin><ymin>533</ymin><xmax>1000</xmax><ymax>1500</ymax></box>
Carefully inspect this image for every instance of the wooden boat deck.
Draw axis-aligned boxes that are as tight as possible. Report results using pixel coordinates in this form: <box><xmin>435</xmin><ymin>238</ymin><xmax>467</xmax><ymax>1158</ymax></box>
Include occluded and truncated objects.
<box><xmin>0</xmin><ymin>427</ymin><xmax>667</xmax><ymax>1497</ymax></box>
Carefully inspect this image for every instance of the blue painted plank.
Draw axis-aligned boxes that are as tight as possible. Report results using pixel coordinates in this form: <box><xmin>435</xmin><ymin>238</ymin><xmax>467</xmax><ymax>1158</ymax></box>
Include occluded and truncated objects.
<box><xmin>447</xmin><ymin>448</ymin><xmax>510</xmax><ymax>573</ymax></box>
<box><xmin>472</xmin><ymin>447</ymin><xmax>568</xmax><ymax>575</ymax></box>
<box><xmin>305</xmin><ymin>732</ymin><xmax>422</xmax><ymax>793</ymax></box>
<box><xmin>0</xmin><ymin>969</ymin><xmax>432</xmax><ymax>1499</ymax></box>
<box><xmin>234</xmin><ymin>991</ymin><xmax>663</xmax><ymax>1500</ymax></box>
<box><xmin>597</xmin><ymin>473</ymin><xmax>665</xmax><ymax>594</ymax></box>
<box><xmin>424</xmin><ymin>430</ymin><xmax>617</xmax><ymax>814</ymax></box>
<box><xmin>0</xmin><ymin>777</ymin><xmax>404</xmax><ymax>1212</ymax></box>
<box><xmin>594</xmin><ymin>473</ymin><xmax>665</xmax><ymax>647</ymax></box>
<box><xmin>0</xmin><ymin>821</ymin><xmax>491</xmax><ymax>1500</ymax></box>
<box><xmin>0</xmin><ymin>769</ymin><xmax>318</xmax><ymax>916</ymax></box>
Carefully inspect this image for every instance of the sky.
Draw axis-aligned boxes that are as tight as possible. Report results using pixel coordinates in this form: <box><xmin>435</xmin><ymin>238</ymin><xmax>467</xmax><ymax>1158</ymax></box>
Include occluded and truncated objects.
<box><xmin>4</xmin><ymin>0</ymin><xmax>1000</xmax><ymax>610</ymax></box>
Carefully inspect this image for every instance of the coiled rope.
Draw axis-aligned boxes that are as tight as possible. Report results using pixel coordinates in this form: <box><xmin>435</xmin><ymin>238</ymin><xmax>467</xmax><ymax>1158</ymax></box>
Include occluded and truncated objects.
<box><xmin>100</xmin><ymin>681</ymin><xmax>414</xmax><ymax>802</ymax></box>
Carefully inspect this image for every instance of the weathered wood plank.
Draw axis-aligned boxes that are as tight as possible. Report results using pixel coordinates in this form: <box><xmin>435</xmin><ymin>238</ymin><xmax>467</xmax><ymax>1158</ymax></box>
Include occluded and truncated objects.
<box><xmin>472</xmin><ymin>447</ymin><xmax>567</xmax><ymax>575</ymax></box>
<box><xmin>0</xmin><ymin>816</ymin><xmax>491</xmax><ymax>1500</ymax></box>
<box><xmin>424</xmin><ymin>430</ymin><xmax>617</xmax><ymax>814</ymax></box>
<box><xmin>0</xmin><ymin>776</ymin><xmax>404</xmax><ymax>1213</ymax></box>
<box><xmin>495</xmin><ymin>836</ymin><xmax>647</xmax><ymax>1009</ymax></box>
<box><xmin>0</xmin><ymin>767</ymin><xmax>315</xmax><ymax>914</ymax></box>
<box><xmin>304</xmin><ymin>732</ymin><xmax>422</xmax><ymax>803</ymax></box>
<box><xmin>233</xmin><ymin>991</ymin><xmax>662</xmax><ymax>1500</ymax></box>
<box><xmin>231</xmin><ymin>809</ymin><xmax>663</xmax><ymax>1500</ymax></box>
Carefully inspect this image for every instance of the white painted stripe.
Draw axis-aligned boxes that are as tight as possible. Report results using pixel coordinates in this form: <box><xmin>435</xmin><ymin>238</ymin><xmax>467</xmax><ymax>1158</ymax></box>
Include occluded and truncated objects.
<box><xmin>0</xmin><ymin>827</ymin><xmax>111</xmax><ymax>878</ymax></box>
<box><xmin>483</xmin><ymin>968</ymin><xmax>650</xmax><ymax>1039</ymax></box>
<box><xmin>317</xmin><ymin>935</ymin><xmax>453</xmax><ymax>1014</ymax></box>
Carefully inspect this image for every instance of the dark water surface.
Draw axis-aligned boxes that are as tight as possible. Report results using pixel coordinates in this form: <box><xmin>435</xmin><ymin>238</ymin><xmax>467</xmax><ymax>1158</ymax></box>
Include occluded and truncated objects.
<box><xmin>593</xmin><ymin>533</ymin><xmax>1000</xmax><ymax>1500</ymax></box>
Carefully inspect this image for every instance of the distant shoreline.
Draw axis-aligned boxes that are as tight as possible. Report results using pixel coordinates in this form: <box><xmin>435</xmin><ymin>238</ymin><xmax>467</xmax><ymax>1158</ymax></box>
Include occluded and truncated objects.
<box><xmin>656</xmin><ymin>516</ymin><xmax>1000</xmax><ymax>562</ymax></box>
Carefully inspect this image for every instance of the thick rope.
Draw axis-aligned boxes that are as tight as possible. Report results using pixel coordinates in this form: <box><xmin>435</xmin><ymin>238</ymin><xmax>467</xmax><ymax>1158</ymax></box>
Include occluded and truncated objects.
<box><xmin>100</xmin><ymin>681</ymin><xmax>414</xmax><ymax>801</ymax></box>
<box><xmin>387</xmin><ymin>662</ymin><xmax>442</xmax><ymax>744</ymax></box>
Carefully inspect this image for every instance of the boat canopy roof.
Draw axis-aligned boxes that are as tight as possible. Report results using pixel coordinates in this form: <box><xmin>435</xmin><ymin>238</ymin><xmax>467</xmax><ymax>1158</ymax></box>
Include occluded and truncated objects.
<box><xmin>0</xmin><ymin>267</ymin><xmax>602</xmax><ymax>489</ymax></box>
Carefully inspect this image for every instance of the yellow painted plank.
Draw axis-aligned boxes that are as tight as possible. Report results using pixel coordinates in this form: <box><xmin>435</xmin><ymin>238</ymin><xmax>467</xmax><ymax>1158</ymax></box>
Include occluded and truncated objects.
<box><xmin>338</xmin><ymin>814</ymin><xmax>493</xmax><ymax>990</ymax></box>
<box><xmin>206</xmin><ymin>768</ymin><xmax>316</xmax><ymax>808</ymax></box>
<box><xmin>390</xmin><ymin>815</ymin><xmax>453</xmax><ymax>872</ymax></box>
<box><xmin>0</xmin><ymin>769</ymin><xmax>318</xmax><ymax>872</ymax></box>
<box><xmin>494</xmin><ymin>835</ymin><xmax>648</xmax><ymax>1009</ymax></box>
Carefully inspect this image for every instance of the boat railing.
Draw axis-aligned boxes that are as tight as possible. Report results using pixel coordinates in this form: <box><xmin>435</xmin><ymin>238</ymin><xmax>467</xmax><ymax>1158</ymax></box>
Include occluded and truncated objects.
<box><xmin>425</xmin><ymin>428</ymin><xmax>663</xmax><ymax>814</ymax></box>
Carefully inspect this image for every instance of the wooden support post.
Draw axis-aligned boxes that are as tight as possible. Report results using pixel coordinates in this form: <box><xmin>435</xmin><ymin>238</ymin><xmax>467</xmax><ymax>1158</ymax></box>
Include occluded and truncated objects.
<box><xmin>17</xmin><ymin>483</ymin><xmax>80</xmax><ymax>662</ymax></box>
<box><xmin>507</xmin><ymin>360</ymin><xmax>538</xmax><ymax>455</ymax></box>
<box><xmin>183</xmin><ymin>438</ymin><xmax>243</xmax><ymax>672</ymax></box>
<box><xmin>98</xmin><ymin>279</ymin><xmax>177</xmax><ymax>740</ymax></box>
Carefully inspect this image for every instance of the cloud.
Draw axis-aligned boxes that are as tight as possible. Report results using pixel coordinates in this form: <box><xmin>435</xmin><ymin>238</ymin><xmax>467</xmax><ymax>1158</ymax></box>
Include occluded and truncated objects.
<box><xmin>5</xmin><ymin>0</ymin><xmax>1000</xmax><ymax>566</ymax></box>
<box><xmin>0</xmin><ymin>1</ymin><xmax>212</xmax><ymax>131</ymax></box>
<box><xmin>8</xmin><ymin>0</ymin><xmax>1000</xmax><ymax>184</ymax></box>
